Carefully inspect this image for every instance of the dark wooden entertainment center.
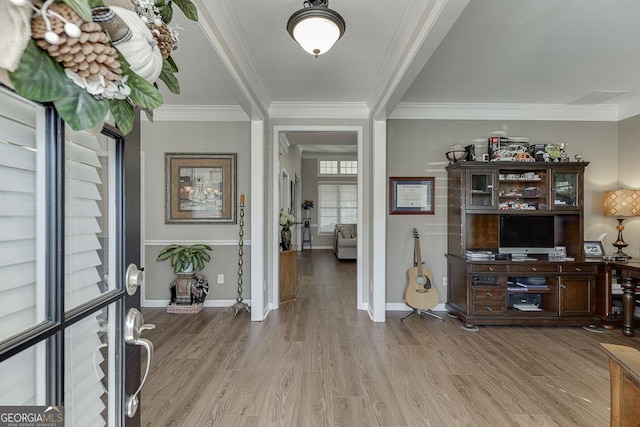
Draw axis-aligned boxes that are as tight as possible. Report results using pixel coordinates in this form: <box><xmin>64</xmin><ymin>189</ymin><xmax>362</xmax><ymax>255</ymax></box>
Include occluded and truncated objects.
<box><xmin>445</xmin><ymin>161</ymin><xmax>602</xmax><ymax>328</ymax></box>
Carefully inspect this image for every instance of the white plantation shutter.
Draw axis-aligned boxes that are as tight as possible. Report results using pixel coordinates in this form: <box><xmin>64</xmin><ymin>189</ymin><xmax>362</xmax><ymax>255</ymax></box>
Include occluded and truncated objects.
<box><xmin>318</xmin><ymin>183</ymin><xmax>358</xmax><ymax>233</ymax></box>
<box><xmin>65</xmin><ymin>313</ymin><xmax>107</xmax><ymax>427</ymax></box>
<box><xmin>65</xmin><ymin>128</ymin><xmax>112</xmax><ymax>309</ymax></box>
<box><xmin>64</xmin><ymin>128</ymin><xmax>111</xmax><ymax>426</ymax></box>
<box><xmin>0</xmin><ymin>91</ymin><xmax>46</xmax><ymax>405</ymax></box>
<box><xmin>0</xmin><ymin>91</ymin><xmax>116</xmax><ymax>425</ymax></box>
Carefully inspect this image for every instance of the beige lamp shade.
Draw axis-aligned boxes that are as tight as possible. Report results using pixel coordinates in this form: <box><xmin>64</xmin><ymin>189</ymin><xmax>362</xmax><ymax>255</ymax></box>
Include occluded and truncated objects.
<box><xmin>603</xmin><ymin>189</ymin><xmax>640</xmax><ymax>217</ymax></box>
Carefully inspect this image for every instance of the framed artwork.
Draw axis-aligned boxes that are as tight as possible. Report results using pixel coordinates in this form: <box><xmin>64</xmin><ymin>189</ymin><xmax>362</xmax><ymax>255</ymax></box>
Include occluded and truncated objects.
<box><xmin>389</xmin><ymin>176</ymin><xmax>435</xmax><ymax>215</ymax></box>
<box><xmin>583</xmin><ymin>240</ymin><xmax>605</xmax><ymax>258</ymax></box>
<box><xmin>165</xmin><ymin>153</ymin><xmax>237</xmax><ymax>224</ymax></box>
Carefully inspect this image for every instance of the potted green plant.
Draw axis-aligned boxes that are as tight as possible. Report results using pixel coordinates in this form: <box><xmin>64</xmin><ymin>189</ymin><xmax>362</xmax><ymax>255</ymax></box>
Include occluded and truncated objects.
<box><xmin>156</xmin><ymin>244</ymin><xmax>213</xmax><ymax>274</ymax></box>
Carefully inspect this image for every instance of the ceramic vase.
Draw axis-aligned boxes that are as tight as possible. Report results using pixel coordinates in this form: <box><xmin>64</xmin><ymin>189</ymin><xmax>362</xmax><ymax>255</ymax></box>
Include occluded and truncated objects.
<box><xmin>281</xmin><ymin>227</ymin><xmax>292</xmax><ymax>250</ymax></box>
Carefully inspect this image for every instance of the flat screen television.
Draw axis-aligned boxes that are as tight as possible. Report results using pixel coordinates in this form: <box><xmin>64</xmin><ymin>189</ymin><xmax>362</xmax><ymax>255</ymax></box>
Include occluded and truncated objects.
<box><xmin>498</xmin><ymin>215</ymin><xmax>555</xmax><ymax>256</ymax></box>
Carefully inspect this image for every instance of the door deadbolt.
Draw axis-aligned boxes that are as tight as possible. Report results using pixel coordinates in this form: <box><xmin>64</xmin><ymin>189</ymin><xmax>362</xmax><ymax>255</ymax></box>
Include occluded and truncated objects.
<box><xmin>126</xmin><ymin>264</ymin><xmax>144</xmax><ymax>296</ymax></box>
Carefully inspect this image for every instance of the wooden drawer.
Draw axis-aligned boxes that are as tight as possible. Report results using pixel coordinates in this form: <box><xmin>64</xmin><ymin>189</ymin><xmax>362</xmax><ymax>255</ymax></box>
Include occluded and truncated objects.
<box><xmin>473</xmin><ymin>303</ymin><xmax>506</xmax><ymax>315</ymax></box>
<box><xmin>561</xmin><ymin>264</ymin><xmax>598</xmax><ymax>274</ymax></box>
<box><xmin>510</xmin><ymin>264</ymin><xmax>558</xmax><ymax>273</ymax></box>
<box><xmin>473</xmin><ymin>288</ymin><xmax>506</xmax><ymax>302</ymax></box>
<box><xmin>471</xmin><ymin>264</ymin><xmax>507</xmax><ymax>273</ymax></box>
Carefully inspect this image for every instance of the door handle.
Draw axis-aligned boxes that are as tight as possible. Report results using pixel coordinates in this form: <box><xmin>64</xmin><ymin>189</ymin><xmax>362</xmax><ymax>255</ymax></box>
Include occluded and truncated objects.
<box><xmin>124</xmin><ymin>308</ymin><xmax>155</xmax><ymax>418</ymax></box>
<box><xmin>126</xmin><ymin>264</ymin><xmax>144</xmax><ymax>296</ymax></box>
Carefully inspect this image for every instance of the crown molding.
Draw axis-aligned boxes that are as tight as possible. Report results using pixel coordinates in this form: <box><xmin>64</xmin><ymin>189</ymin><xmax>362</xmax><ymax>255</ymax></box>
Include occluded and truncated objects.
<box><xmin>142</xmin><ymin>105</ymin><xmax>249</xmax><ymax>122</ymax></box>
<box><xmin>194</xmin><ymin>0</ymin><xmax>270</xmax><ymax>119</ymax></box>
<box><xmin>269</xmin><ymin>102</ymin><xmax>370</xmax><ymax>119</ymax></box>
<box><xmin>279</xmin><ymin>133</ymin><xmax>290</xmax><ymax>153</ymax></box>
<box><xmin>389</xmin><ymin>102</ymin><xmax>620</xmax><ymax>121</ymax></box>
<box><xmin>618</xmin><ymin>100</ymin><xmax>640</xmax><ymax>121</ymax></box>
<box><xmin>370</xmin><ymin>0</ymin><xmax>469</xmax><ymax>120</ymax></box>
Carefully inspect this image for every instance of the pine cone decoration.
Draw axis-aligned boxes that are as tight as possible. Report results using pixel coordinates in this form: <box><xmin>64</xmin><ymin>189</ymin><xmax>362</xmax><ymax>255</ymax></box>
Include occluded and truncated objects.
<box><xmin>148</xmin><ymin>22</ymin><xmax>173</xmax><ymax>59</ymax></box>
<box><xmin>31</xmin><ymin>3</ymin><xmax>122</xmax><ymax>85</ymax></box>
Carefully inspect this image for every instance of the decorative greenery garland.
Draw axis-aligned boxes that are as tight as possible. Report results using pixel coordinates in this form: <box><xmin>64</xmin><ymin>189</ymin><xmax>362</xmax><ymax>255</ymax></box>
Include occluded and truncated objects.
<box><xmin>5</xmin><ymin>0</ymin><xmax>198</xmax><ymax>134</ymax></box>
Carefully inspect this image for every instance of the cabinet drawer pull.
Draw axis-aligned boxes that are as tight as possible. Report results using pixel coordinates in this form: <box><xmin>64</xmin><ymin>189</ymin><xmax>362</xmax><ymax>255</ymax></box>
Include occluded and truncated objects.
<box><xmin>488</xmin><ymin>267</ymin><xmax>494</xmax><ymax>272</ymax></box>
<box><xmin>486</xmin><ymin>292</ymin><xmax>493</xmax><ymax>298</ymax></box>
<box><xmin>575</xmin><ymin>267</ymin><xmax>581</xmax><ymax>272</ymax></box>
<box><xmin>560</xmin><ymin>284</ymin><xmax>566</xmax><ymax>289</ymax></box>
<box><xmin>531</xmin><ymin>267</ymin><xmax>537</xmax><ymax>272</ymax></box>
<box><xmin>486</xmin><ymin>306</ymin><xmax>493</xmax><ymax>312</ymax></box>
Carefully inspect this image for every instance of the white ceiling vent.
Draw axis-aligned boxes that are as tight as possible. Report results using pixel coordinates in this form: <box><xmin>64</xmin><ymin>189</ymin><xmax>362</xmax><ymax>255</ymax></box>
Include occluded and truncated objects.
<box><xmin>568</xmin><ymin>91</ymin><xmax>627</xmax><ymax>105</ymax></box>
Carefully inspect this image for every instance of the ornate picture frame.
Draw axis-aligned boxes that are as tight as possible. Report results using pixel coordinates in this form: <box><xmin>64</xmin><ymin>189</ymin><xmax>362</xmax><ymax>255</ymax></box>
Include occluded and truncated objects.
<box><xmin>165</xmin><ymin>153</ymin><xmax>237</xmax><ymax>224</ymax></box>
<box><xmin>389</xmin><ymin>176</ymin><xmax>435</xmax><ymax>215</ymax></box>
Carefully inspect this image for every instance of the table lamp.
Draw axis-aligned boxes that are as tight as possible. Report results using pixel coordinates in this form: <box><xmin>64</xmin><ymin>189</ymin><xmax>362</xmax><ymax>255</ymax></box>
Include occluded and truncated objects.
<box><xmin>603</xmin><ymin>188</ymin><xmax>640</xmax><ymax>259</ymax></box>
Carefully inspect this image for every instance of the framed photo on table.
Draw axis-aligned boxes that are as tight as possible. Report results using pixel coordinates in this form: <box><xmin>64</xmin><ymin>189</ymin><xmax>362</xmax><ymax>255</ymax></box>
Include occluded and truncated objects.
<box><xmin>165</xmin><ymin>153</ymin><xmax>237</xmax><ymax>224</ymax></box>
<box><xmin>583</xmin><ymin>240</ymin><xmax>605</xmax><ymax>258</ymax></box>
<box><xmin>389</xmin><ymin>176</ymin><xmax>435</xmax><ymax>215</ymax></box>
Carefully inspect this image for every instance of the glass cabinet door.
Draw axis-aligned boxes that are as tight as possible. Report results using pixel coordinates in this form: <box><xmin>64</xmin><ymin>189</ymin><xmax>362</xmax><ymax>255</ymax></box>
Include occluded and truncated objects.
<box><xmin>552</xmin><ymin>172</ymin><xmax>579</xmax><ymax>208</ymax></box>
<box><xmin>468</xmin><ymin>171</ymin><xmax>495</xmax><ymax>209</ymax></box>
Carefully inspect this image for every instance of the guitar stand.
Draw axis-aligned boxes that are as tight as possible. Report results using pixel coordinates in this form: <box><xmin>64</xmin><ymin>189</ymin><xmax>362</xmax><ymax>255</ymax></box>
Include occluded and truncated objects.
<box><xmin>401</xmin><ymin>308</ymin><xmax>444</xmax><ymax>322</ymax></box>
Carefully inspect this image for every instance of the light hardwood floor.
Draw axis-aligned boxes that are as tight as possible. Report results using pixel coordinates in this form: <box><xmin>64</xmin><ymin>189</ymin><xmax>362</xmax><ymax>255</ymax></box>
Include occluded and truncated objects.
<box><xmin>141</xmin><ymin>250</ymin><xmax>640</xmax><ymax>426</ymax></box>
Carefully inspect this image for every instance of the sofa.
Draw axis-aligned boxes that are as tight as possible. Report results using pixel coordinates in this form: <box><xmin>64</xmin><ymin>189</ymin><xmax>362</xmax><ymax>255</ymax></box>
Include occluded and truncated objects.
<box><xmin>334</xmin><ymin>223</ymin><xmax>357</xmax><ymax>260</ymax></box>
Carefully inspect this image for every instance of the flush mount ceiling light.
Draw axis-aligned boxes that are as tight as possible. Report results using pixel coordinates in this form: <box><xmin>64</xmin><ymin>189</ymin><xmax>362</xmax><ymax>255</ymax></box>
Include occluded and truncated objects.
<box><xmin>286</xmin><ymin>0</ymin><xmax>346</xmax><ymax>58</ymax></box>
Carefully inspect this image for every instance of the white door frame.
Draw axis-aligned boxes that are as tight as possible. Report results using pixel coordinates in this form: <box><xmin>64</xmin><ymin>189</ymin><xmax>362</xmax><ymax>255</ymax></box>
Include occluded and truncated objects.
<box><xmin>271</xmin><ymin>125</ymin><xmax>365</xmax><ymax>311</ymax></box>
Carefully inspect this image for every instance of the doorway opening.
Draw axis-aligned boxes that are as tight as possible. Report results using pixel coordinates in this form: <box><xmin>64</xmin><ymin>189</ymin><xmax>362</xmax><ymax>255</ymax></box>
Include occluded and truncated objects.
<box><xmin>272</xmin><ymin>125</ymin><xmax>365</xmax><ymax>312</ymax></box>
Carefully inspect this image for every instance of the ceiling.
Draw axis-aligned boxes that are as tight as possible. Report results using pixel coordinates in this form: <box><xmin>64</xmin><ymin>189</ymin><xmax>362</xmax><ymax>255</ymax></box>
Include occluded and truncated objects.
<box><xmin>160</xmin><ymin>0</ymin><xmax>640</xmax><ymax>149</ymax></box>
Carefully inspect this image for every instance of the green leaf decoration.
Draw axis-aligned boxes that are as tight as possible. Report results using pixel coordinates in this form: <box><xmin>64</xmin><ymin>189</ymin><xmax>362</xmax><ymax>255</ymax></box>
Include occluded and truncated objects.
<box><xmin>61</xmin><ymin>0</ymin><xmax>92</xmax><ymax>22</ymax></box>
<box><xmin>87</xmin><ymin>0</ymin><xmax>105</xmax><ymax>8</ymax></box>
<box><xmin>53</xmin><ymin>81</ymin><xmax>110</xmax><ymax>131</ymax></box>
<box><xmin>144</xmin><ymin>109</ymin><xmax>154</xmax><ymax>122</ymax></box>
<box><xmin>109</xmin><ymin>99</ymin><xmax>135</xmax><ymax>135</ymax></box>
<box><xmin>159</xmin><ymin>59</ymin><xmax>181</xmax><ymax>94</ymax></box>
<box><xmin>9</xmin><ymin>40</ymin><xmax>67</xmax><ymax>102</ymax></box>
<box><xmin>125</xmin><ymin>71</ymin><xmax>164</xmax><ymax>110</ymax></box>
<box><xmin>156</xmin><ymin>1</ymin><xmax>173</xmax><ymax>23</ymax></box>
<box><xmin>167</xmin><ymin>56</ymin><xmax>179</xmax><ymax>73</ymax></box>
<box><xmin>174</xmin><ymin>0</ymin><xmax>198</xmax><ymax>21</ymax></box>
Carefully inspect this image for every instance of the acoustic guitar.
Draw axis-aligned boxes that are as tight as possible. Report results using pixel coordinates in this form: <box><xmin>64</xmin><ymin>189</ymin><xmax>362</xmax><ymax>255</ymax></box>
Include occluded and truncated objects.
<box><xmin>404</xmin><ymin>228</ymin><xmax>439</xmax><ymax>310</ymax></box>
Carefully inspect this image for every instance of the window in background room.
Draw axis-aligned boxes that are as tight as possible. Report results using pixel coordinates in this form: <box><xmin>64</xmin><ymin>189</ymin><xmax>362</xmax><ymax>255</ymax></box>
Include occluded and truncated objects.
<box><xmin>318</xmin><ymin>183</ymin><xmax>357</xmax><ymax>233</ymax></box>
<box><xmin>319</xmin><ymin>160</ymin><xmax>338</xmax><ymax>175</ymax></box>
<box><xmin>339</xmin><ymin>160</ymin><xmax>357</xmax><ymax>175</ymax></box>
<box><xmin>318</xmin><ymin>160</ymin><xmax>357</xmax><ymax>176</ymax></box>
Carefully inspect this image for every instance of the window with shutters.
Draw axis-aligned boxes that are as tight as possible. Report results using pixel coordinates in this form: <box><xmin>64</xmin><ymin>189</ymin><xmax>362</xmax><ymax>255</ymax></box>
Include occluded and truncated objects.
<box><xmin>0</xmin><ymin>89</ymin><xmax>123</xmax><ymax>425</ymax></box>
<box><xmin>318</xmin><ymin>183</ymin><xmax>357</xmax><ymax>233</ymax></box>
<box><xmin>0</xmin><ymin>90</ymin><xmax>47</xmax><ymax>343</ymax></box>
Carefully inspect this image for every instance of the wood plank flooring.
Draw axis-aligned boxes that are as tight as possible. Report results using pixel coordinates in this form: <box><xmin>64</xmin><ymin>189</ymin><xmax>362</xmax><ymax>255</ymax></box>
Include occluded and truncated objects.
<box><xmin>141</xmin><ymin>250</ymin><xmax>640</xmax><ymax>426</ymax></box>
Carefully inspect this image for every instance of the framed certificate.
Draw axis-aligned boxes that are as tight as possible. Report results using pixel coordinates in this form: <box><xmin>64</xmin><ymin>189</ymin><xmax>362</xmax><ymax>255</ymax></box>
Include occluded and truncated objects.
<box><xmin>389</xmin><ymin>176</ymin><xmax>435</xmax><ymax>215</ymax></box>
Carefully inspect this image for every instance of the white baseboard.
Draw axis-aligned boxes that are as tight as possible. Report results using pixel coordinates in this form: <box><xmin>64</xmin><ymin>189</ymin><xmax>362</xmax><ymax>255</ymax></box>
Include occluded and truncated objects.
<box><xmin>143</xmin><ymin>299</ymin><xmax>251</xmax><ymax>308</ymax></box>
<box><xmin>386</xmin><ymin>302</ymin><xmax>447</xmax><ymax>312</ymax></box>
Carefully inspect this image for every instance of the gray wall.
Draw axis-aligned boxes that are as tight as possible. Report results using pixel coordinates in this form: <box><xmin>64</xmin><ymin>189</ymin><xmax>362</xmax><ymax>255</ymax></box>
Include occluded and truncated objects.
<box><xmin>141</xmin><ymin>120</ymin><xmax>251</xmax><ymax>302</ymax></box>
<box><xmin>386</xmin><ymin>119</ymin><xmax>618</xmax><ymax>304</ymax></box>
<box><xmin>279</xmin><ymin>142</ymin><xmax>302</xmax><ymax>247</ymax></box>
<box><xmin>618</xmin><ymin>114</ymin><xmax>640</xmax><ymax>257</ymax></box>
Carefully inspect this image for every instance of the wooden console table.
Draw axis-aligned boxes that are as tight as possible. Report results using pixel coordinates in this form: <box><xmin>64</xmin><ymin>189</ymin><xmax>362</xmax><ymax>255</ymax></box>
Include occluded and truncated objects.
<box><xmin>598</xmin><ymin>261</ymin><xmax>640</xmax><ymax>337</ymax></box>
<box><xmin>279</xmin><ymin>249</ymin><xmax>297</xmax><ymax>303</ymax></box>
<box><xmin>600</xmin><ymin>344</ymin><xmax>640</xmax><ymax>426</ymax></box>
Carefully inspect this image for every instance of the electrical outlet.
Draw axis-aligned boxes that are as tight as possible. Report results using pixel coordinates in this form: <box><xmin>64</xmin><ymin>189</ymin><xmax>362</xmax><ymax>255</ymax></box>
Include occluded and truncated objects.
<box><xmin>217</xmin><ymin>274</ymin><xmax>224</xmax><ymax>284</ymax></box>
<box><xmin>442</xmin><ymin>277</ymin><xmax>448</xmax><ymax>287</ymax></box>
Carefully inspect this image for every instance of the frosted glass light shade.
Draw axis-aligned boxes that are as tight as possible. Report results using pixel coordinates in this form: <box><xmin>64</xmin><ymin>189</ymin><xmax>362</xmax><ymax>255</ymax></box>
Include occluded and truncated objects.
<box><xmin>292</xmin><ymin>17</ymin><xmax>341</xmax><ymax>56</ymax></box>
<box><xmin>287</xmin><ymin>3</ymin><xmax>346</xmax><ymax>58</ymax></box>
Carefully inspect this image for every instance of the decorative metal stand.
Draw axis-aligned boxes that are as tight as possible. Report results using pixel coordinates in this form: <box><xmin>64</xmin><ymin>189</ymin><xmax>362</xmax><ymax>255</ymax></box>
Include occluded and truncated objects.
<box><xmin>226</xmin><ymin>197</ymin><xmax>251</xmax><ymax>316</ymax></box>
